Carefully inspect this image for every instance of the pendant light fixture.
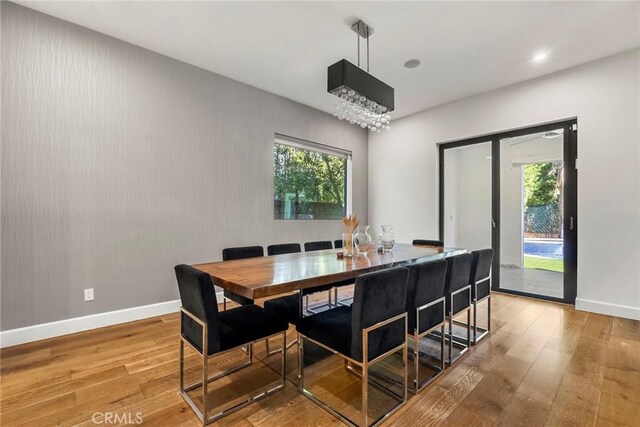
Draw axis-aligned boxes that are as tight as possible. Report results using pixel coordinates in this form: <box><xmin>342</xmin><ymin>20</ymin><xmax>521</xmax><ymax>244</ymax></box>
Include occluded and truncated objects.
<box><xmin>327</xmin><ymin>20</ymin><xmax>394</xmax><ymax>132</ymax></box>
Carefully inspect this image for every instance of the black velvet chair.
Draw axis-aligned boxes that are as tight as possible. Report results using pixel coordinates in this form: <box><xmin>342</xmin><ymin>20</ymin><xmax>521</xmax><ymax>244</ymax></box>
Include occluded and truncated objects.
<box><xmin>304</xmin><ymin>241</ymin><xmax>333</xmax><ymax>251</ymax></box>
<box><xmin>297</xmin><ymin>267</ymin><xmax>409</xmax><ymax>427</ymax></box>
<box><xmin>469</xmin><ymin>248</ymin><xmax>494</xmax><ymax>344</ymax></box>
<box><xmin>443</xmin><ymin>253</ymin><xmax>473</xmax><ymax>364</ymax></box>
<box><xmin>412</xmin><ymin>239</ymin><xmax>444</xmax><ymax>247</ymax></box>
<box><xmin>330</xmin><ymin>239</ymin><xmax>357</xmax><ymax>306</ymax></box>
<box><xmin>303</xmin><ymin>241</ymin><xmax>336</xmax><ymax>311</ymax></box>
<box><xmin>405</xmin><ymin>259</ymin><xmax>448</xmax><ymax>392</ymax></box>
<box><xmin>263</xmin><ymin>242</ymin><xmax>304</xmax><ymax>355</ymax></box>
<box><xmin>263</xmin><ymin>241</ymin><xmax>332</xmax><ymax>355</ymax></box>
<box><xmin>221</xmin><ymin>246</ymin><xmax>264</xmax><ymax>310</ymax></box>
<box><xmin>174</xmin><ymin>265</ymin><xmax>288</xmax><ymax>425</ymax></box>
<box><xmin>267</xmin><ymin>243</ymin><xmax>301</xmax><ymax>256</ymax></box>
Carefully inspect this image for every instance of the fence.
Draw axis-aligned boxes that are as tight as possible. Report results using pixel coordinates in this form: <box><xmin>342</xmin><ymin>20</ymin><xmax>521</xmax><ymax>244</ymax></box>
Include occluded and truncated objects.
<box><xmin>274</xmin><ymin>200</ymin><xmax>344</xmax><ymax>220</ymax></box>
<box><xmin>524</xmin><ymin>203</ymin><xmax>561</xmax><ymax>238</ymax></box>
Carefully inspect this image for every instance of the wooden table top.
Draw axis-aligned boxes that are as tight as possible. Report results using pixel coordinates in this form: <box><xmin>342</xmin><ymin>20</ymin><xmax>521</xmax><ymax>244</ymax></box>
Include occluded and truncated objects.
<box><xmin>193</xmin><ymin>243</ymin><xmax>465</xmax><ymax>300</ymax></box>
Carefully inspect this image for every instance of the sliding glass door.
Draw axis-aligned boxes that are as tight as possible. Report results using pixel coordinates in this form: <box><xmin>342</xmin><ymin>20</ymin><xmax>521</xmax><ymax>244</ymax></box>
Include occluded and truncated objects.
<box><xmin>499</xmin><ymin>128</ymin><xmax>565</xmax><ymax>299</ymax></box>
<box><xmin>439</xmin><ymin>120</ymin><xmax>577</xmax><ymax>304</ymax></box>
<box><xmin>443</xmin><ymin>142</ymin><xmax>492</xmax><ymax>251</ymax></box>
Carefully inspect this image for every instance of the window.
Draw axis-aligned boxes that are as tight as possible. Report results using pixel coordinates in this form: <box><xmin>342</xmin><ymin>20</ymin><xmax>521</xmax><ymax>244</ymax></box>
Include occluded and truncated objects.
<box><xmin>273</xmin><ymin>135</ymin><xmax>351</xmax><ymax>220</ymax></box>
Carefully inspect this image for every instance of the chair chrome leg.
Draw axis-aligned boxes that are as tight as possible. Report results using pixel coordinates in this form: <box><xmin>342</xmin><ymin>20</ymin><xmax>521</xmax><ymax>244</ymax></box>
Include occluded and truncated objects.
<box><xmin>413</xmin><ymin>331</ymin><xmax>420</xmax><ymax>394</ymax></box>
<box><xmin>298</xmin><ymin>333</ymin><xmax>304</xmax><ymax>390</ymax></box>
<box><xmin>448</xmin><ymin>312</ymin><xmax>453</xmax><ymax>365</ymax></box>
<box><xmin>409</xmin><ymin>298</ymin><xmax>446</xmax><ymax>393</ymax></box>
<box><xmin>473</xmin><ymin>299</ymin><xmax>478</xmax><ymax>342</ymax></box>
<box><xmin>488</xmin><ymin>295</ymin><xmax>491</xmax><ymax>332</ymax></box>
<box><xmin>467</xmin><ymin>307</ymin><xmax>471</xmax><ymax>349</ymax></box>
<box><xmin>281</xmin><ymin>331</ymin><xmax>286</xmax><ymax>387</ymax></box>
<box><xmin>179</xmin><ymin>338</ymin><xmax>185</xmax><ymax>391</ymax></box>
<box><xmin>202</xmin><ymin>333</ymin><xmax>209</xmax><ymax>420</ymax></box>
<box><xmin>266</xmin><ymin>332</ymin><xmax>298</xmax><ymax>357</ymax></box>
<box><xmin>305</xmin><ymin>289</ymin><xmax>335</xmax><ymax>314</ymax></box>
<box><xmin>470</xmin><ymin>277</ymin><xmax>491</xmax><ymax>344</ymax></box>
<box><xmin>362</xmin><ymin>347</ymin><xmax>368</xmax><ymax>427</ymax></box>
<box><xmin>440</xmin><ymin>322</ymin><xmax>446</xmax><ymax>372</ymax></box>
<box><xmin>403</xmin><ymin>329</ymin><xmax>408</xmax><ymax>405</ymax></box>
<box><xmin>470</xmin><ymin>295</ymin><xmax>491</xmax><ymax>344</ymax></box>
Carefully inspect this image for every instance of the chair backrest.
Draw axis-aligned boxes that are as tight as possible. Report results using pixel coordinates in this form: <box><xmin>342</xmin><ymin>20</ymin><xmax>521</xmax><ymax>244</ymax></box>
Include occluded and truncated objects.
<box><xmin>304</xmin><ymin>241</ymin><xmax>333</xmax><ymax>252</ymax></box>
<box><xmin>222</xmin><ymin>245</ymin><xmax>264</xmax><ymax>261</ymax></box>
<box><xmin>174</xmin><ymin>265</ymin><xmax>220</xmax><ymax>355</ymax></box>
<box><xmin>351</xmin><ymin>267</ymin><xmax>409</xmax><ymax>362</ymax></box>
<box><xmin>413</xmin><ymin>239</ymin><xmax>444</xmax><ymax>247</ymax></box>
<box><xmin>267</xmin><ymin>243</ymin><xmax>301</xmax><ymax>256</ymax></box>
<box><xmin>406</xmin><ymin>259</ymin><xmax>448</xmax><ymax>333</ymax></box>
<box><xmin>470</xmin><ymin>248</ymin><xmax>494</xmax><ymax>283</ymax></box>
<box><xmin>334</xmin><ymin>239</ymin><xmax>343</xmax><ymax>249</ymax></box>
<box><xmin>444</xmin><ymin>253</ymin><xmax>473</xmax><ymax>295</ymax></box>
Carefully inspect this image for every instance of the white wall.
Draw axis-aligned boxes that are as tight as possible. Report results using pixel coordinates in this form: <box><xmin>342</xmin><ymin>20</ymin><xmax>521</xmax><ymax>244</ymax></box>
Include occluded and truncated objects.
<box><xmin>443</xmin><ymin>149</ymin><xmax>458</xmax><ymax>246</ymax></box>
<box><xmin>443</xmin><ymin>143</ymin><xmax>492</xmax><ymax>251</ymax></box>
<box><xmin>369</xmin><ymin>49</ymin><xmax>640</xmax><ymax>320</ymax></box>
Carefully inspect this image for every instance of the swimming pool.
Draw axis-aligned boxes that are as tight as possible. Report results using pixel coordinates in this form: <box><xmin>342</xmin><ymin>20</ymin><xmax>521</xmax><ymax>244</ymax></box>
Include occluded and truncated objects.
<box><xmin>524</xmin><ymin>239</ymin><xmax>563</xmax><ymax>259</ymax></box>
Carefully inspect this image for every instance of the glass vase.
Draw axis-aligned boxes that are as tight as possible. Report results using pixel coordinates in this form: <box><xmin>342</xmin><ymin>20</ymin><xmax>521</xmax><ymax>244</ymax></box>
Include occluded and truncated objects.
<box><xmin>342</xmin><ymin>232</ymin><xmax>353</xmax><ymax>257</ymax></box>
<box><xmin>353</xmin><ymin>225</ymin><xmax>372</xmax><ymax>256</ymax></box>
<box><xmin>379</xmin><ymin>225</ymin><xmax>396</xmax><ymax>252</ymax></box>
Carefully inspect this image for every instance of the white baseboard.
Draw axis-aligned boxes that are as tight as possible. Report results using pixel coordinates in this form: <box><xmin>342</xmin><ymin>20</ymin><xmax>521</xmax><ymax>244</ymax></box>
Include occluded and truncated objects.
<box><xmin>575</xmin><ymin>298</ymin><xmax>640</xmax><ymax>321</ymax></box>
<box><xmin>0</xmin><ymin>292</ymin><xmax>224</xmax><ymax>349</ymax></box>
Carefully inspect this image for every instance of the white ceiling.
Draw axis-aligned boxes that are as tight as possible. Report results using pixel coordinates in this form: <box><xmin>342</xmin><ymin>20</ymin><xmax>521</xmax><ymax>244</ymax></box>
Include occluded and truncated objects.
<box><xmin>18</xmin><ymin>1</ymin><xmax>640</xmax><ymax>119</ymax></box>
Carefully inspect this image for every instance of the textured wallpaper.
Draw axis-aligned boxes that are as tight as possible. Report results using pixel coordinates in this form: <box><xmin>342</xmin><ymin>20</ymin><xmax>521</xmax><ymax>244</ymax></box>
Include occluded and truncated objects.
<box><xmin>0</xmin><ymin>2</ymin><xmax>368</xmax><ymax>330</ymax></box>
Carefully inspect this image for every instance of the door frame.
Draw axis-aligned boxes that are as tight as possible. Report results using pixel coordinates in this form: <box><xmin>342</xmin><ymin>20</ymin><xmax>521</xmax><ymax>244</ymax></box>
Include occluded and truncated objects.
<box><xmin>438</xmin><ymin>118</ymin><xmax>578</xmax><ymax>304</ymax></box>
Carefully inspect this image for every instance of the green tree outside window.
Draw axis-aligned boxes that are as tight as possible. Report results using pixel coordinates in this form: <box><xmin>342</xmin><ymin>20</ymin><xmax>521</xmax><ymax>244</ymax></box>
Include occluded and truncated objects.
<box><xmin>273</xmin><ymin>142</ymin><xmax>347</xmax><ymax>220</ymax></box>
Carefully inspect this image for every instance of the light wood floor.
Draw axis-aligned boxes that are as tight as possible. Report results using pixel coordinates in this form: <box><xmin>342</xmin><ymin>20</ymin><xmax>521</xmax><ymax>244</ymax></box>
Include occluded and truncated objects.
<box><xmin>1</xmin><ymin>292</ymin><xmax>639</xmax><ymax>426</ymax></box>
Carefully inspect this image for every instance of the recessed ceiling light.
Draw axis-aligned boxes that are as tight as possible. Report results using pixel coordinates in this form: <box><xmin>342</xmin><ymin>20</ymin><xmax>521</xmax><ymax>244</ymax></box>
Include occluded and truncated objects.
<box><xmin>532</xmin><ymin>51</ymin><xmax>549</xmax><ymax>63</ymax></box>
<box><xmin>404</xmin><ymin>59</ymin><xmax>421</xmax><ymax>69</ymax></box>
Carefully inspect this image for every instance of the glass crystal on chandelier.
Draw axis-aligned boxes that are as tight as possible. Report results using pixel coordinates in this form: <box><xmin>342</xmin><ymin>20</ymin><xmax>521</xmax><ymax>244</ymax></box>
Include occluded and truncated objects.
<box><xmin>331</xmin><ymin>87</ymin><xmax>392</xmax><ymax>132</ymax></box>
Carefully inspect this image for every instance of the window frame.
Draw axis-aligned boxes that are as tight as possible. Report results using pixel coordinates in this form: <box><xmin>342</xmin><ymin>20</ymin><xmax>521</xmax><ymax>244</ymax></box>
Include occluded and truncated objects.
<box><xmin>273</xmin><ymin>134</ymin><xmax>352</xmax><ymax>221</ymax></box>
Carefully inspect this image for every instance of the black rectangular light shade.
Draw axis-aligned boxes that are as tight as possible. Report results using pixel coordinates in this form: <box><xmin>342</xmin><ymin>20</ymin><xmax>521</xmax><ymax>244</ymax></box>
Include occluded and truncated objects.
<box><xmin>327</xmin><ymin>59</ymin><xmax>394</xmax><ymax>112</ymax></box>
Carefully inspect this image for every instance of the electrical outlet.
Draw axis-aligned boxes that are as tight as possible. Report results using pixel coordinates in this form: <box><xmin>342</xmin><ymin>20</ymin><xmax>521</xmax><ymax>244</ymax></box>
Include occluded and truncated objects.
<box><xmin>84</xmin><ymin>288</ymin><xmax>94</xmax><ymax>302</ymax></box>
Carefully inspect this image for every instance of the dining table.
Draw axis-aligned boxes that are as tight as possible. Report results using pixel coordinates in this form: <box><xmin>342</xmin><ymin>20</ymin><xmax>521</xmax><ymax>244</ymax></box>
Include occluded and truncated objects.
<box><xmin>193</xmin><ymin>243</ymin><xmax>466</xmax><ymax>304</ymax></box>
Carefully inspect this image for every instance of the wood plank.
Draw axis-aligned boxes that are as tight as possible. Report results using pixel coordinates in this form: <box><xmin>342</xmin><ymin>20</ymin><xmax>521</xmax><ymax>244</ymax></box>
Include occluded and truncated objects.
<box><xmin>388</xmin><ymin>365</ymin><xmax>484</xmax><ymax>425</ymax></box>
<box><xmin>544</xmin><ymin>320</ymin><xmax>583</xmax><ymax>354</ymax></box>
<box><xmin>596</xmin><ymin>335</ymin><xmax>640</xmax><ymax>426</ymax></box>
<box><xmin>545</xmin><ymin>371</ymin><xmax>604</xmax><ymax>427</ymax></box>
<box><xmin>505</xmin><ymin>332</ymin><xmax>550</xmax><ymax>364</ymax></box>
<box><xmin>516</xmin><ymin>348</ymin><xmax>572</xmax><ymax>405</ymax></box>
<box><xmin>456</xmin><ymin>355</ymin><xmax>532</xmax><ymax>422</ymax></box>
<box><xmin>610</xmin><ymin>317</ymin><xmax>640</xmax><ymax>341</ymax></box>
<box><xmin>495</xmin><ymin>392</ymin><xmax>551</xmax><ymax>426</ymax></box>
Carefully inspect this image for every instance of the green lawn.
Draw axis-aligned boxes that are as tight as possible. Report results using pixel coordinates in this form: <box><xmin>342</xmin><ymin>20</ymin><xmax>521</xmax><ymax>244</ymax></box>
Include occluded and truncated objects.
<box><xmin>524</xmin><ymin>256</ymin><xmax>564</xmax><ymax>273</ymax></box>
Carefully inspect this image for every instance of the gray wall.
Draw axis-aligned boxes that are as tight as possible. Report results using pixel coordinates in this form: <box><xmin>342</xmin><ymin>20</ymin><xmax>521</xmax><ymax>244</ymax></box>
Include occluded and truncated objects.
<box><xmin>0</xmin><ymin>3</ymin><xmax>368</xmax><ymax>330</ymax></box>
